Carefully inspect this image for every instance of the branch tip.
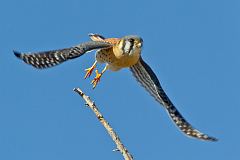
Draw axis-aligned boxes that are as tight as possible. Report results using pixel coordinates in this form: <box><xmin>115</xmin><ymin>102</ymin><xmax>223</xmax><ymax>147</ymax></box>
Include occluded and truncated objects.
<box><xmin>73</xmin><ymin>88</ymin><xmax>84</xmax><ymax>96</ymax></box>
<box><xmin>74</xmin><ymin>87</ymin><xmax>133</xmax><ymax>160</ymax></box>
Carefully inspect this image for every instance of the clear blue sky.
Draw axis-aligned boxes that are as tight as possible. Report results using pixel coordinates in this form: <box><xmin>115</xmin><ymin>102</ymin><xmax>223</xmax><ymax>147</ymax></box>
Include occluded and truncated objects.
<box><xmin>0</xmin><ymin>0</ymin><xmax>239</xmax><ymax>159</ymax></box>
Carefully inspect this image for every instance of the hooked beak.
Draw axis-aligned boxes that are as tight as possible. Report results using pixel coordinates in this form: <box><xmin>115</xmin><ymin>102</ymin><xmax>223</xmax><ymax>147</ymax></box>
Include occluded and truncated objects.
<box><xmin>137</xmin><ymin>42</ymin><xmax>142</xmax><ymax>48</ymax></box>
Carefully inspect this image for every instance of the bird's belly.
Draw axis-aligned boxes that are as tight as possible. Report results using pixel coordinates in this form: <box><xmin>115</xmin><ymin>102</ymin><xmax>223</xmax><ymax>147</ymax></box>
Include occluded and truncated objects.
<box><xmin>95</xmin><ymin>48</ymin><xmax>117</xmax><ymax>64</ymax></box>
<box><xmin>96</xmin><ymin>48</ymin><xmax>140</xmax><ymax>71</ymax></box>
<box><xmin>112</xmin><ymin>54</ymin><xmax>140</xmax><ymax>68</ymax></box>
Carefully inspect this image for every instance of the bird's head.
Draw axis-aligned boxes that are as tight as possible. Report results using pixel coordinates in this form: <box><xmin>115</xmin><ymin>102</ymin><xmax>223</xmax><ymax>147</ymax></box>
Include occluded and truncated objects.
<box><xmin>118</xmin><ymin>35</ymin><xmax>143</xmax><ymax>55</ymax></box>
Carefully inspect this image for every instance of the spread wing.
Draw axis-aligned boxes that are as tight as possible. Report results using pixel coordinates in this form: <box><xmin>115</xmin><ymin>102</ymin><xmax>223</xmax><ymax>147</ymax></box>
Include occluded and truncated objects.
<box><xmin>14</xmin><ymin>41</ymin><xmax>112</xmax><ymax>69</ymax></box>
<box><xmin>130</xmin><ymin>57</ymin><xmax>217</xmax><ymax>141</ymax></box>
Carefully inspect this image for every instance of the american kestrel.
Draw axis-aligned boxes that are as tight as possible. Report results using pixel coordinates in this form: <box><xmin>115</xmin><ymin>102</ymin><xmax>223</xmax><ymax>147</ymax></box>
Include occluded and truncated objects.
<box><xmin>14</xmin><ymin>34</ymin><xmax>217</xmax><ymax>141</ymax></box>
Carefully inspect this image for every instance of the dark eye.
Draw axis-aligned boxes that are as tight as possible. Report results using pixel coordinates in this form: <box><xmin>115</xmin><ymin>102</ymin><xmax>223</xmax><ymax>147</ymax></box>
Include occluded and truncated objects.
<box><xmin>128</xmin><ymin>38</ymin><xmax>134</xmax><ymax>43</ymax></box>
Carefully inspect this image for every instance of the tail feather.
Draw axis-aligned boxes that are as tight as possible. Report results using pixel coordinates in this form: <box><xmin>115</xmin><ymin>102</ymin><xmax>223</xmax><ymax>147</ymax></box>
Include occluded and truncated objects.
<box><xmin>88</xmin><ymin>33</ymin><xmax>105</xmax><ymax>41</ymax></box>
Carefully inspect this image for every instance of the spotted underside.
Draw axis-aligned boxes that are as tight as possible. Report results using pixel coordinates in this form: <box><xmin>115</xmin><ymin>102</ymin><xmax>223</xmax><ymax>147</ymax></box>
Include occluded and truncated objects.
<box><xmin>90</xmin><ymin>34</ymin><xmax>141</xmax><ymax>71</ymax></box>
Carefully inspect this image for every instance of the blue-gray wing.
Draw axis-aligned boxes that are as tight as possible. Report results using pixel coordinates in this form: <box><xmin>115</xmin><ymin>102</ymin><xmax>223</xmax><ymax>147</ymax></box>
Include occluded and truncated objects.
<box><xmin>130</xmin><ymin>57</ymin><xmax>217</xmax><ymax>141</ymax></box>
<box><xmin>14</xmin><ymin>41</ymin><xmax>112</xmax><ymax>69</ymax></box>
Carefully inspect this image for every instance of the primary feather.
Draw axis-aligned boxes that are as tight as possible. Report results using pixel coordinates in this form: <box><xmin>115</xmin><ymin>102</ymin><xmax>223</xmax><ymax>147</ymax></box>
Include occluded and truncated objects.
<box><xmin>130</xmin><ymin>57</ymin><xmax>217</xmax><ymax>141</ymax></box>
<box><xmin>14</xmin><ymin>41</ymin><xmax>112</xmax><ymax>69</ymax></box>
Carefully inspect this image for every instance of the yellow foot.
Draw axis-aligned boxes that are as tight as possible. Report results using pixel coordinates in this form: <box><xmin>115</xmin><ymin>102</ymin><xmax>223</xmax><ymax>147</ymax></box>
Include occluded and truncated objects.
<box><xmin>84</xmin><ymin>65</ymin><xmax>96</xmax><ymax>79</ymax></box>
<box><xmin>91</xmin><ymin>70</ymin><xmax>102</xmax><ymax>89</ymax></box>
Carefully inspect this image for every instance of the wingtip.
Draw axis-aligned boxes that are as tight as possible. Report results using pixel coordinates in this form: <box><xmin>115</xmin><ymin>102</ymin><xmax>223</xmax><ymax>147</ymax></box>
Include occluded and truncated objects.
<box><xmin>191</xmin><ymin>132</ymin><xmax>218</xmax><ymax>142</ymax></box>
<box><xmin>186</xmin><ymin>132</ymin><xmax>218</xmax><ymax>142</ymax></box>
<box><xmin>198</xmin><ymin>130</ymin><xmax>218</xmax><ymax>142</ymax></box>
<box><xmin>13</xmin><ymin>50</ymin><xmax>22</xmax><ymax>59</ymax></box>
<box><xmin>208</xmin><ymin>136</ymin><xmax>218</xmax><ymax>142</ymax></box>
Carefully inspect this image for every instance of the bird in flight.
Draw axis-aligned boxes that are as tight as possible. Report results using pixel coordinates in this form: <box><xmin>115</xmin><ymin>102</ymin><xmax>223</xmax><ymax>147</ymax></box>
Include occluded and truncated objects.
<box><xmin>14</xmin><ymin>33</ymin><xmax>217</xmax><ymax>141</ymax></box>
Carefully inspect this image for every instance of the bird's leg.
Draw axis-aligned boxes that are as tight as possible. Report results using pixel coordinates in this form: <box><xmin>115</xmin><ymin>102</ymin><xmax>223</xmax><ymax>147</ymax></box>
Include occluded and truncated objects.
<box><xmin>84</xmin><ymin>61</ymin><xmax>97</xmax><ymax>79</ymax></box>
<box><xmin>91</xmin><ymin>65</ymin><xmax>108</xmax><ymax>89</ymax></box>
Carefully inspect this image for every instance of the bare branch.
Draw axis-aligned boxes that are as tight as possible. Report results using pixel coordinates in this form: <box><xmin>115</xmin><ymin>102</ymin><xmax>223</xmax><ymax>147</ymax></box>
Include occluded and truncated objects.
<box><xmin>73</xmin><ymin>88</ymin><xmax>133</xmax><ymax>160</ymax></box>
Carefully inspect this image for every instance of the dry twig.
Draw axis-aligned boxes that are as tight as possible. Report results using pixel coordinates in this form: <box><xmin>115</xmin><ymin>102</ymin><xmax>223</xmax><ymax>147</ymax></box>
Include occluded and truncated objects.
<box><xmin>73</xmin><ymin>88</ymin><xmax>133</xmax><ymax>160</ymax></box>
